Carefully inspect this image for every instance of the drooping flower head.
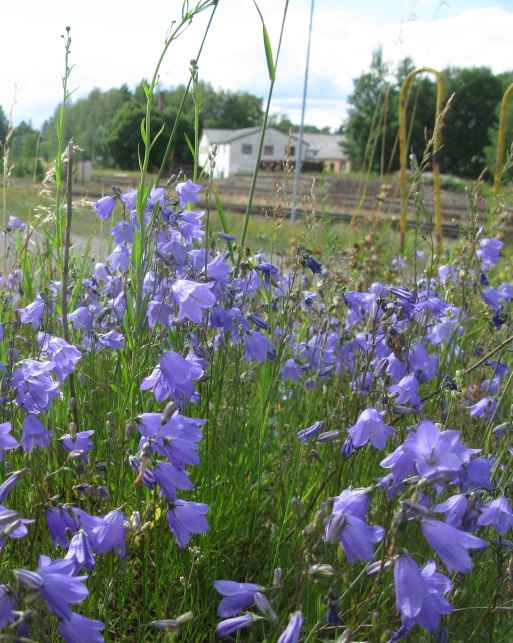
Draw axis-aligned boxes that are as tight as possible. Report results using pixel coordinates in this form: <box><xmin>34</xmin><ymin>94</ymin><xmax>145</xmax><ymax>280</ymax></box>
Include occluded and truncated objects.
<box><xmin>421</xmin><ymin>518</ymin><xmax>487</xmax><ymax>573</ymax></box>
<box><xmin>18</xmin><ymin>295</ymin><xmax>45</xmax><ymax>330</ymax></box>
<box><xmin>348</xmin><ymin>408</ymin><xmax>394</xmax><ymax>450</ymax></box>
<box><xmin>214</xmin><ymin>580</ymin><xmax>262</xmax><ymax>617</ymax></box>
<box><xmin>15</xmin><ymin>555</ymin><xmax>89</xmax><ymax>619</ymax></box>
<box><xmin>94</xmin><ymin>195</ymin><xmax>116</xmax><ymax>220</ymax></box>
<box><xmin>176</xmin><ymin>180</ymin><xmax>201</xmax><ymax>208</ymax></box>
<box><xmin>394</xmin><ymin>555</ymin><xmax>452</xmax><ymax>633</ymax></box>
<box><xmin>277</xmin><ymin>611</ymin><xmax>304</xmax><ymax>643</ymax></box>
<box><xmin>166</xmin><ymin>500</ymin><xmax>208</xmax><ymax>549</ymax></box>
<box><xmin>12</xmin><ymin>360</ymin><xmax>60</xmax><ymax>414</ymax></box>
<box><xmin>324</xmin><ymin>488</ymin><xmax>384</xmax><ymax>562</ymax></box>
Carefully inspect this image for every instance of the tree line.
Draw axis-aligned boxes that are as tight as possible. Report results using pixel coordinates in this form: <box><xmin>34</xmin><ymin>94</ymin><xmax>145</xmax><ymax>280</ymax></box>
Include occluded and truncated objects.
<box><xmin>343</xmin><ymin>49</ymin><xmax>513</xmax><ymax>180</ymax></box>
<box><xmin>3</xmin><ymin>57</ymin><xmax>513</xmax><ymax>181</ymax></box>
<box><xmin>0</xmin><ymin>81</ymin><xmax>328</xmax><ymax>177</ymax></box>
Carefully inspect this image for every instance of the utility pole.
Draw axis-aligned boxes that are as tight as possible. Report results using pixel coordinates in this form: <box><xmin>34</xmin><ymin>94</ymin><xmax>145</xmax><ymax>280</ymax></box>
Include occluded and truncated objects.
<box><xmin>291</xmin><ymin>0</ymin><xmax>315</xmax><ymax>222</ymax></box>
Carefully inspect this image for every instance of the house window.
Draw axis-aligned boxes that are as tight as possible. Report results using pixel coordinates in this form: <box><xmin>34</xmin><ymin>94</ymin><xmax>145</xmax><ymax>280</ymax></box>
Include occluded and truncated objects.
<box><xmin>263</xmin><ymin>144</ymin><xmax>274</xmax><ymax>156</ymax></box>
<box><xmin>241</xmin><ymin>143</ymin><xmax>253</xmax><ymax>155</ymax></box>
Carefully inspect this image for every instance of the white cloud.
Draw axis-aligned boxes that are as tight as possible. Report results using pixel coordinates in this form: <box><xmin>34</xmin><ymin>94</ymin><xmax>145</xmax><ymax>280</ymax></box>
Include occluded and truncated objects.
<box><xmin>1</xmin><ymin>2</ymin><xmax>512</xmax><ymax>130</ymax></box>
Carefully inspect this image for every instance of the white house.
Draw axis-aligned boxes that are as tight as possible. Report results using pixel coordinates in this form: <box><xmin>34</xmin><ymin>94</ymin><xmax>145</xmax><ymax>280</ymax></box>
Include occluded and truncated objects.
<box><xmin>199</xmin><ymin>127</ymin><xmax>350</xmax><ymax>179</ymax></box>
<box><xmin>199</xmin><ymin>127</ymin><xmax>310</xmax><ymax>179</ymax></box>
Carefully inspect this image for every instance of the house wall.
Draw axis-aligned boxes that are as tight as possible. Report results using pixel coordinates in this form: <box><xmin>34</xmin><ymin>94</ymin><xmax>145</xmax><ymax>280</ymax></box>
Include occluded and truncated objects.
<box><xmin>228</xmin><ymin>130</ymin><xmax>307</xmax><ymax>176</ymax></box>
<box><xmin>199</xmin><ymin>129</ymin><xmax>309</xmax><ymax>178</ymax></box>
<box><xmin>199</xmin><ymin>138</ymin><xmax>231</xmax><ymax>179</ymax></box>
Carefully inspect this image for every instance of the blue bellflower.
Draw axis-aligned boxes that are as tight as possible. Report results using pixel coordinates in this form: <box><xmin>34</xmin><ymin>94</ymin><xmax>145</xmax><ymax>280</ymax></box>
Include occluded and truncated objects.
<box><xmin>214</xmin><ymin>580</ymin><xmax>262</xmax><ymax>617</ymax></box>
<box><xmin>394</xmin><ymin>555</ymin><xmax>452</xmax><ymax>633</ymax></box>
<box><xmin>324</xmin><ymin>489</ymin><xmax>384</xmax><ymax>562</ymax></box>
<box><xmin>421</xmin><ymin>519</ymin><xmax>487</xmax><ymax>573</ymax></box>
<box><xmin>348</xmin><ymin>408</ymin><xmax>394</xmax><ymax>450</ymax></box>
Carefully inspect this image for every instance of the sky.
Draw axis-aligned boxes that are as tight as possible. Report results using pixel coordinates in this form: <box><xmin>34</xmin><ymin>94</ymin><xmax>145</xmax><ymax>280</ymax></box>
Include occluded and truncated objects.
<box><xmin>2</xmin><ymin>0</ymin><xmax>513</xmax><ymax>131</ymax></box>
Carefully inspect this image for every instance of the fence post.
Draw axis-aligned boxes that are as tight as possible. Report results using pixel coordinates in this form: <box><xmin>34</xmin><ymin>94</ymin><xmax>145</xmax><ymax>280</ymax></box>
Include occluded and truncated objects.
<box><xmin>494</xmin><ymin>82</ymin><xmax>513</xmax><ymax>195</ymax></box>
<box><xmin>399</xmin><ymin>67</ymin><xmax>445</xmax><ymax>255</ymax></box>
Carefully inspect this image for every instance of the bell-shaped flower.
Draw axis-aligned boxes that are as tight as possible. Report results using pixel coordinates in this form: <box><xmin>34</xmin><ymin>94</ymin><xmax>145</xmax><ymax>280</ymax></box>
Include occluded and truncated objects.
<box><xmin>60</xmin><ymin>430</ymin><xmax>95</xmax><ymax>462</ymax></box>
<box><xmin>46</xmin><ymin>507</ymin><xmax>79</xmax><ymax>547</ymax></box>
<box><xmin>433</xmin><ymin>494</ymin><xmax>469</xmax><ymax>528</ymax></box>
<box><xmin>477</xmin><ymin>496</ymin><xmax>513</xmax><ymax>534</ymax></box>
<box><xmin>477</xmin><ymin>237</ymin><xmax>503</xmax><ymax>271</ymax></box>
<box><xmin>172</xmin><ymin>279</ymin><xmax>216</xmax><ymax>324</ymax></box>
<box><xmin>112</xmin><ymin>220</ymin><xmax>134</xmax><ymax>244</ymax></box>
<box><xmin>12</xmin><ymin>360</ymin><xmax>60</xmax><ymax>414</ymax></box>
<box><xmin>277</xmin><ymin>611</ymin><xmax>304</xmax><ymax>643</ymax></box>
<box><xmin>421</xmin><ymin>518</ymin><xmax>487</xmax><ymax>573</ymax></box>
<box><xmin>141</xmin><ymin>351</ymin><xmax>203</xmax><ymax>405</ymax></box>
<box><xmin>21</xmin><ymin>415</ymin><xmax>52</xmax><ymax>453</ymax></box>
<box><xmin>65</xmin><ymin>529</ymin><xmax>95</xmax><ymax>572</ymax></box>
<box><xmin>324</xmin><ymin>489</ymin><xmax>384</xmax><ymax>562</ymax></box>
<box><xmin>0</xmin><ymin>423</ymin><xmax>18</xmax><ymax>460</ymax></box>
<box><xmin>94</xmin><ymin>195</ymin><xmax>116</xmax><ymax>220</ymax></box>
<box><xmin>15</xmin><ymin>555</ymin><xmax>88</xmax><ymax>619</ymax></box>
<box><xmin>166</xmin><ymin>499</ymin><xmax>208</xmax><ymax>549</ymax></box>
<box><xmin>244</xmin><ymin>330</ymin><xmax>275</xmax><ymax>362</ymax></box>
<box><xmin>153</xmin><ymin>461</ymin><xmax>194</xmax><ymax>501</ymax></box>
<box><xmin>468</xmin><ymin>397</ymin><xmax>496</xmax><ymax>419</ymax></box>
<box><xmin>72</xmin><ymin>508</ymin><xmax>126</xmax><ymax>557</ymax></box>
<box><xmin>215</xmin><ymin>614</ymin><xmax>255</xmax><ymax>638</ymax></box>
<box><xmin>0</xmin><ymin>470</ymin><xmax>25</xmax><ymax>504</ymax></box>
<box><xmin>394</xmin><ymin>555</ymin><xmax>452</xmax><ymax>633</ymax></box>
<box><xmin>0</xmin><ymin>585</ymin><xmax>14</xmax><ymax>629</ymax></box>
<box><xmin>107</xmin><ymin>244</ymin><xmax>130</xmax><ymax>274</ymax></box>
<box><xmin>18</xmin><ymin>294</ymin><xmax>45</xmax><ymax>330</ymax></box>
<box><xmin>40</xmin><ymin>335</ymin><xmax>81</xmax><ymax>381</ymax></box>
<box><xmin>176</xmin><ymin>179</ymin><xmax>201</xmax><ymax>208</ymax></box>
<box><xmin>58</xmin><ymin>612</ymin><xmax>105</xmax><ymax>643</ymax></box>
<box><xmin>69</xmin><ymin>306</ymin><xmax>93</xmax><ymax>333</ymax></box>
<box><xmin>408</xmin><ymin>343</ymin><xmax>438</xmax><ymax>383</ymax></box>
<box><xmin>214</xmin><ymin>580</ymin><xmax>262</xmax><ymax>617</ymax></box>
<box><xmin>97</xmin><ymin>330</ymin><xmax>124</xmax><ymax>350</ymax></box>
<box><xmin>388</xmin><ymin>374</ymin><xmax>421</xmax><ymax>412</ymax></box>
<box><xmin>348</xmin><ymin>408</ymin><xmax>394</xmax><ymax>450</ymax></box>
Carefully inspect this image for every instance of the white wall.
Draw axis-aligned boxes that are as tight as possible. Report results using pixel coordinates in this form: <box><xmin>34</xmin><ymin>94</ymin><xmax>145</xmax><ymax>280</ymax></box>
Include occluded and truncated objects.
<box><xmin>199</xmin><ymin>129</ymin><xmax>308</xmax><ymax>178</ymax></box>
<box><xmin>199</xmin><ymin>137</ymin><xmax>231</xmax><ymax>179</ymax></box>
<box><xmin>228</xmin><ymin>130</ymin><xmax>307</xmax><ymax>176</ymax></box>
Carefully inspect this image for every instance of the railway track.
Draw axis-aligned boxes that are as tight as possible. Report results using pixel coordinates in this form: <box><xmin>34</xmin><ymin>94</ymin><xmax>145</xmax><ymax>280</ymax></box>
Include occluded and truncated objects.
<box><xmin>77</xmin><ymin>172</ymin><xmax>491</xmax><ymax>239</ymax></box>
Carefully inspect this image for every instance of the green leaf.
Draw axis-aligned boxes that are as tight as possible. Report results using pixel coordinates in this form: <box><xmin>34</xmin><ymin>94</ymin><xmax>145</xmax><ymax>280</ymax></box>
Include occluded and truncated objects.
<box><xmin>252</xmin><ymin>0</ymin><xmax>275</xmax><ymax>82</ymax></box>
<box><xmin>262</xmin><ymin>24</ymin><xmax>275</xmax><ymax>82</ymax></box>
<box><xmin>149</xmin><ymin>122</ymin><xmax>166</xmax><ymax>152</ymax></box>
<box><xmin>184</xmin><ymin>131</ymin><xmax>195</xmax><ymax>159</ymax></box>
<box><xmin>140</xmin><ymin>118</ymin><xmax>147</xmax><ymax>145</ymax></box>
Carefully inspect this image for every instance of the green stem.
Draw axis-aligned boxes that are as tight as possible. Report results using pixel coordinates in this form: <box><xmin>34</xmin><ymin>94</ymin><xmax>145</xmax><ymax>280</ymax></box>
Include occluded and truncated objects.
<box><xmin>156</xmin><ymin>0</ymin><xmax>219</xmax><ymax>185</ymax></box>
<box><xmin>236</xmin><ymin>0</ymin><xmax>290</xmax><ymax>270</ymax></box>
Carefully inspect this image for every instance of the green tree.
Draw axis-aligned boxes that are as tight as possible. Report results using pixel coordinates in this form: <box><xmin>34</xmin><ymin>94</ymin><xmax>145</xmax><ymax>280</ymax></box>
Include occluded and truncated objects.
<box><xmin>343</xmin><ymin>55</ymin><xmax>506</xmax><ymax>178</ymax></box>
<box><xmin>10</xmin><ymin>121</ymin><xmax>42</xmax><ymax>178</ymax></box>
<box><xmin>441</xmin><ymin>67</ymin><xmax>503</xmax><ymax>178</ymax></box>
<box><xmin>343</xmin><ymin>49</ymin><xmax>399</xmax><ymax>173</ymax></box>
<box><xmin>40</xmin><ymin>85</ymin><xmax>132</xmax><ymax>164</ymax></box>
<box><xmin>106</xmin><ymin>101</ymin><xmax>193</xmax><ymax>171</ymax></box>
<box><xmin>0</xmin><ymin>106</ymin><xmax>8</xmax><ymax>145</ymax></box>
<box><xmin>269</xmin><ymin>113</ymin><xmax>329</xmax><ymax>134</ymax></box>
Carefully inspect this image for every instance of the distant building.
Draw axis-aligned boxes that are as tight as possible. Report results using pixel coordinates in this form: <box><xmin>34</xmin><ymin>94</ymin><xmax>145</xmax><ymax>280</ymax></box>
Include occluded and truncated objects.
<box><xmin>302</xmin><ymin>133</ymin><xmax>351</xmax><ymax>174</ymax></box>
<box><xmin>199</xmin><ymin>127</ymin><xmax>349</xmax><ymax>179</ymax></box>
<box><xmin>199</xmin><ymin>127</ymin><xmax>309</xmax><ymax>179</ymax></box>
